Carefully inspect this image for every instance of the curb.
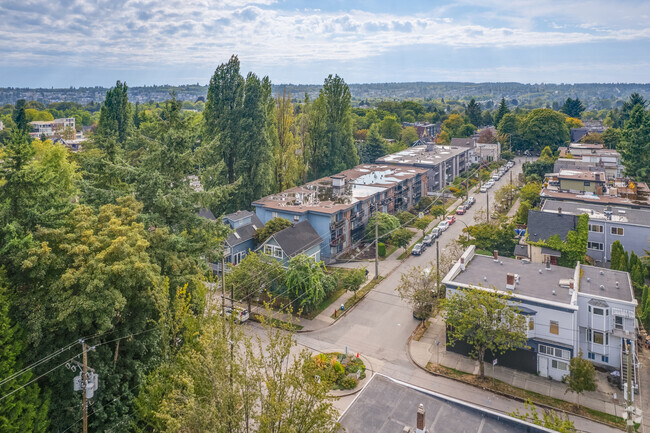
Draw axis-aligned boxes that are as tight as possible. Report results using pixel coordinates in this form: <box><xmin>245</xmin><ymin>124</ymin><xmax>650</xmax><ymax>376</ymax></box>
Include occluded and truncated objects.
<box><xmin>405</xmin><ymin>331</ymin><xmax>623</xmax><ymax>431</ymax></box>
<box><xmin>328</xmin><ymin>353</ymin><xmax>375</xmax><ymax>398</ymax></box>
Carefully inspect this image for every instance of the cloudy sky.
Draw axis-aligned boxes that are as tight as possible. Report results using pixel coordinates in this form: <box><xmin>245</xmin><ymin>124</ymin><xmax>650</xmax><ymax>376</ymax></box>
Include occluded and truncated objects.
<box><xmin>1</xmin><ymin>0</ymin><xmax>649</xmax><ymax>87</ymax></box>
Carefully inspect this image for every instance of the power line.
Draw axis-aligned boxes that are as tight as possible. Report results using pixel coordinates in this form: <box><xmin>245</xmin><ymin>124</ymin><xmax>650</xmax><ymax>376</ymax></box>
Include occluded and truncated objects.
<box><xmin>0</xmin><ymin>340</ymin><xmax>78</xmax><ymax>387</ymax></box>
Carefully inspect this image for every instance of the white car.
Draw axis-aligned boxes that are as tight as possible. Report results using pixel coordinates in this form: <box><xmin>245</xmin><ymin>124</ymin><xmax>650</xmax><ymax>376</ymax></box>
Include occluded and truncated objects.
<box><xmin>480</xmin><ymin>186</ymin><xmax>488</xmax><ymax>193</ymax></box>
<box><xmin>437</xmin><ymin>220</ymin><xmax>450</xmax><ymax>231</ymax></box>
<box><xmin>223</xmin><ymin>306</ymin><xmax>250</xmax><ymax>324</ymax></box>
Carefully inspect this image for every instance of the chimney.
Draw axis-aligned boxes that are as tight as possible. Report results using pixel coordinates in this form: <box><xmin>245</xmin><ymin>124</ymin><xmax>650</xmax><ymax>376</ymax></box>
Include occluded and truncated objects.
<box><xmin>506</xmin><ymin>273</ymin><xmax>515</xmax><ymax>290</ymax></box>
<box><xmin>460</xmin><ymin>256</ymin><xmax>466</xmax><ymax>271</ymax></box>
<box><xmin>416</xmin><ymin>404</ymin><xmax>426</xmax><ymax>433</ymax></box>
<box><xmin>569</xmin><ymin>280</ymin><xmax>574</xmax><ymax>290</ymax></box>
<box><xmin>545</xmin><ymin>258</ymin><xmax>551</xmax><ymax>271</ymax></box>
<box><xmin>493</xmin><ymin>250</ymin><xmax>498</xmax><ymax>261</ymax></box>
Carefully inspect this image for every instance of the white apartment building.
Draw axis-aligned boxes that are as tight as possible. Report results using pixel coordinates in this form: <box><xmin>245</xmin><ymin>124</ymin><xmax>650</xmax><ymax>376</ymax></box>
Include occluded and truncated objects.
<box><xmin>444</xmin><ymin>246</ymin><xmax>638</xmax><ymax>387</ymax></box>
<box><xmin>29</xmin><ymin>117</ymin><xmax>76</xmax><ymax>138</ymax></box>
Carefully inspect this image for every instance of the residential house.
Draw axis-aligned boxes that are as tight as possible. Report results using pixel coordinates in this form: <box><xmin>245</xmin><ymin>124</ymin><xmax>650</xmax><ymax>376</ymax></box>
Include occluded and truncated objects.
<box><xmin>402</xmin><ymin>121</ymin><xmax>438</xmax><ymax>138</ymax></box>
<box><xmin>444</xmin><ymin>246</ymin><xmax>638</xmax><ymax>387</ymax></box>
<box><xmin>515</xmin><ymin>210</ymin><xmax>581</xmax><ymax>265</ymax></box>
<box><xmin>555</xmin><ymin>143</ymin><xmax>623</xmax><ymax>179</ymax></box>
<box><xmin>541</xmin><ymin>199</ymin><xmax>650</xmax><ymax>265</ymax></box>
<box><xmin>29</xmin><ymin>117</ymin><xmax>75</xmax><ymax>138</ymax></box>
<box><xmin>339</xmin><ymin>374</ymin><xmax>554</xmax><ymax>433</ymax></box>
<box><xmin>570</xmin><ymin>125</ymin><xmax>607</xmax><ymax>143</ymax></box>
<box><xmin>449</xmin><ymin>137</ymin><xmax>501</xmax><ymax>165</ymax></box>
<box><xmin>258</xmin><ymin>220</ymin><xmax>322</xmax><ymax>266</ymax></box>
<box><xmin>555</xmin><ymin>170</ymin><xmax>607</xmax><ymax>194</ymax></box>
<box><xmin>376</xmin><ymin>139</ymin><xmax>469</xmax><ymax>192</ymax></box>
<box><xmin>254</xmin><ymin>164</ymin><xmax>427</xmax><ymax>262</ymax></box>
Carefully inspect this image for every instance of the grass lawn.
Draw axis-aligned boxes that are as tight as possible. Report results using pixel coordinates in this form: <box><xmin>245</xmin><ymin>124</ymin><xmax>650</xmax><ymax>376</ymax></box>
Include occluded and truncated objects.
<box><xmin>383</xmin><ymin>244</ymin><xmax>398</xmax><ymax>259</ymax></box>
<box><xmin>250</xmin><ymin>313</ymin><xmax>304</xmax><ymax>331</ymax></box>
<box><xmin>302</xmin><ymin>286</ymin><xmax>347</xmax><ymax>320</ymax></box>
<box><xmin>426</xmin><ymin>363</ymin><xmax>625</xmax><ymax>429</ymax></box>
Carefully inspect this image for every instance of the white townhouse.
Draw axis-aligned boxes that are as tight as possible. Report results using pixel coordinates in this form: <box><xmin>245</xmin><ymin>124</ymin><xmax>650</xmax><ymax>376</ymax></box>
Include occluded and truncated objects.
<box><xmin>443</xmin><ymin>246</ymin><xmax>638</xmax><ymax>388</ymax></box>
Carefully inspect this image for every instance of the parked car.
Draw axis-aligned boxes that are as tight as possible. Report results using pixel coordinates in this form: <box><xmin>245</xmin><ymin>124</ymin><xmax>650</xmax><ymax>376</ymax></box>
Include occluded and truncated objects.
<box><xmin>411</xmin><ymin>243</ymin><xmax>425</xmax><ymax>256</ymax></box>
<box><xmin>437</xmin><ymin>220</ymin><xmax>449</xmax><ymax>231</ymax></box>
<box><xmin>492</xmin><ymin>174</ymin><xmax>499</xmax><ymax>181</ymax></box>
<box><xmin>456</xmin><ymin>205</ymin><xmax>466</xmax><ymax>215</ymax></box>
<box><xmin>431</xmin><ymin>227</ymin><xmax>441</xmax><ymax>238</ymax></box>
<box><xmin>446</xmin><ymin>215</ymin><xmax>456</xmax><ymax>225</ymax></box>
<box><xmin>480</xmin><ymin>186</ymin><xmax>488</xmax><ymax>193</ymax></box>
<box><xmin>423</xmin><ymin>234</ymin><xmax>434</xmax><ymax>246</ymax></box>
<box><xmin>507</xmin><ymin>161</ymin><xmax>515</xmax><ymax>168</ymax></box>
<box><xmin>486</xmin><ymin>180</ymin><xmax>495</xmax><ymax>188</ymax></box>
<box><xmin>222</xmin><ymin>306</ymin><xmax>250</xmax><ymax>324</ymax></box>
<box><xmin>467</xmin><ymin>196</ymin><xmax>476</xmax><ymax>205</ymax></box>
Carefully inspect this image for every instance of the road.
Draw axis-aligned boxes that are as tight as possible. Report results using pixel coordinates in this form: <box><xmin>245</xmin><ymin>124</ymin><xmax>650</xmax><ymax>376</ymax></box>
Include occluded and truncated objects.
<box><xmin>246</xmin><ymin>157</ymin><xmax>620</xmax><ymax>431</ymax></box>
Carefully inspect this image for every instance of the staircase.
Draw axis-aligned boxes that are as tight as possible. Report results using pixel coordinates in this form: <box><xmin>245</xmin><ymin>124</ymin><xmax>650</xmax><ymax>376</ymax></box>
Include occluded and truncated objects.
<box><xmin>621</xmin><ymin>340</ymin><xmax>639</xmax><ymax>394</ymax></box>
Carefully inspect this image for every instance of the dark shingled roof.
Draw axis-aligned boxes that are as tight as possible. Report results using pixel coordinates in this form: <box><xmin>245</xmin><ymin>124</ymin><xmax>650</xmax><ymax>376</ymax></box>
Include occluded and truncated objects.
<box><xmin>271</xmin><ymin>221</ymin><xmax>321</xmax><ymax>257</ymax></box>
<box><xmin>450</xmin><ymin>137</ymin><xmax>475</xmax><ymax>147</ymax></box>
<box><xmin>224</xmin><ymin>210</ymin><xmax>254</xmax><ymax>222</ymax></box>
<box><xmin>526</xmin><ymin>210</ymin><xmax>579</xmax><ymax>243</ymax></box>
<box><xmin>339</xmin><ymin>374</ymin><xmax>553</xmax><ymax>433</ymax></box>
<box><xmin>226</xmin><ymin>214</ymin><xmax>263</xmax><ymax>246</ymax></box>
<box><xmin>198</xmin><ymin>208</ymin><xmax>216</xmax><ymax>220</ymax></box>
<box><xmin>514</xmin><ymin>244</ymin><xmax>529</xmax><ymax>258</ymax></box>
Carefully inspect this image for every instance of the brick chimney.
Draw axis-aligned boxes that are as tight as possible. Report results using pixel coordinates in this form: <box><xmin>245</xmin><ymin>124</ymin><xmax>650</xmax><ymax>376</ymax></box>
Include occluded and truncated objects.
<box><xmin>416</xmin><ymin>404</ymin><xmax>426</xmax><ymax>433</ymax></box>
<box><xmin>506</xmin><ymin>273</ymin><xmax>515</xmax><ymax>290</ymax></box>
<box><xmin>460</xmin><ymin>256</ymin><xmax>466</xmax><ymax>271</ymax></box>
<box><xmin>493</xmin><ymin>250</ymin><xmax>498</xmax><ymax>261</ymax></box>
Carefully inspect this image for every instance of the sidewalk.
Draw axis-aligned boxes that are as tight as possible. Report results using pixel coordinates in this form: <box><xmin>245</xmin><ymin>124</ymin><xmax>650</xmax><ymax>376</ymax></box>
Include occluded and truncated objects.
<box><xmin>409</xmin><ymin>315</ymin><xmax>626</xmax><ymax>420</ymax></box>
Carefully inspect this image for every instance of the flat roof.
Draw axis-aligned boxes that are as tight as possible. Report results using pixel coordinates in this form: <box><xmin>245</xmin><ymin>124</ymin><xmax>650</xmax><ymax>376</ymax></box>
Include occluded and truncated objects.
<box><xmin>451</xmin><ymin>254</ymin><xmax>575</xmax><ymax>305</ymax></box>
<box><xmin>579</xmin><ymin>265</ymin><xmax>634</xmax><ymax>302</ymax></box>
<box><xmin>376</xmin><ymin>144</ymin><xmax>468</xmax><ymax>167</ymax></box>
<box><xmin>540</xmin><ymin>188</ymin><xmax>650</xmax><ymax>208</ymax></box>
<box><xmin>339</xmin><ymin>374</ymin><xmax>553</xmax><ymax>433</ymax></box>
<box><xmin>558</xmin><ymin>169</ymin><xmax>606</xmax><ymax>182</ymax></box>
<box><xmin>541</xmin><ymin>199</ymin><xmax>650</xmax><ymax>227</ymax></box>
<box><xmin>253</xmin><ymin>164</ymin><xmax>427</xmax><ymax>215</ymax></box>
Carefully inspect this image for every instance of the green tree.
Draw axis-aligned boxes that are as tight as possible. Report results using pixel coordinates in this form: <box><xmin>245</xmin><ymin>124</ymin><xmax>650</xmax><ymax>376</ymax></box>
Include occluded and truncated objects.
<box><xmin>273</xmin><ymin>89</ymin><xmax>300</xmax><ymax>191</ymax></box>
<box><xmin>565</xmin><ymin>349</ymin><xmax>596</xmax><ymax>407</ymax></box>
<box><xmin>443</xmin><ymin>287</ymin><xmax>527</xmax><ymax>378</ymax></box>
<box><xmin>229</xmin><ymin>252</ymin><xmax>285</xmax><ymax>312</ymax></box>
<box><xmin>620</xmin><ymin>105</ymin><xmax>650</xmax><ymax>182</ymax></box>
<box><xmin>12</xmin><ymin>99</ymin><xmax>28</xmax><ymax>132</ymax></box>
<box><xmin>493</xmin><ymin>98</ymin><xmax>510</xmax><ymax>128</ymax></box>
<box><xmin>254</xmin><ymin>217</ymin><xmax>292</xmax><ymax>244</ymax></box>
<box><xmin>359</xmin><ymin>123</ymin><xmax>387</xmax><ymax>163</ymax></box>
<box><xmin>285</xmin><ymin>254</ymin><xmax>333</xmax><ymax>312</ymax></box>
<box><xmin>96</xmin><ymin>80</ymin><xmax>132</xmax><ymax>149</ymax></box>
<box><xmin>397</xmin><ymin>264</ymin><xmax>439</xmax><ymax>321</ymax></box>
<box><xmin>390</xmin><ymin>228</ymin><xmax>414</xmax><ymax>251</ymax></box>
<box><xmin>0</xmin><ymin>274</ymin><xmax>49</xmax><ymax>433</ymax></box>
<box><xmin>379</xmin><ymin>115</ymin><xmax>401</xmax><ymax>140</ymax></box>
<box><xmin>430</xmin><ymin>204</ymin><xmax>446</xmax><ymax>218</ymax></box>
<box><xmin>497</xmin><ymin>113</ymin><xmax>521</xmax><ymax>150</ymax></box>
<box><xmin>560</xmin><ymin>98</ymin><xmax>585</xmax><ymax>118</ymax></box>
<box><xmin>519</xmin><ymin>182</ymin><xmax>542</xmax><ymax>207</ymax></box>
<box><xmin>514</xmin><ymin>200</ymin><xmax>532</xmax><ymax>225</ymax></box>
<box><xmin>413</xmin><ymin>218</ymin><xmax>430</xmax><ymax>237</ymax></box>
<box><xmin>610</xmin><ymin>240</ymin><xmax>624</xmax><ymax>270</ymax></box>
<box><xmin>464</xmin><ymin>222</ymin><xmax>517</xmax><ymax>257</ymax></box>
<box><xmin>510</xmin><ymin>400</ymin><xmax>575</xmax><ymax>432</ymax></box>
<box><xmin>341</xmin><ymin>268</ymin><xmax>366</xmax><ymax>298</ymax></box>
<box><xmin>466</xmin><ymin>98</ymin><xmax>482</xmax><ymax>127</ymax></box>
<box><xmin>399</xmin><ymin>125</ymin><xmax>419</xmax><ymax>148</ymax></box>
<box><xmin>602</xmin><ymin>127</ymin><xmax>621</xmax><ymax>150</ymax></box>
<box><xmin>521</xmin><ymin>109</ymin><xmax>570</xmax><ymax>152</ymax></box>
<box><xmin>365</xmin><ymin>212</ymin><xmax>400</xmax><ymax>240</ymax></box>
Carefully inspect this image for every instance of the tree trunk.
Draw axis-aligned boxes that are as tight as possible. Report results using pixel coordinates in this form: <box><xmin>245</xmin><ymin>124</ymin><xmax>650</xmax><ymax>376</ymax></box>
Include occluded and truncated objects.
<box><xmin>478</xmin><ymin>348</ymin><xmax>485</xmax><ymax>378</ymax></box>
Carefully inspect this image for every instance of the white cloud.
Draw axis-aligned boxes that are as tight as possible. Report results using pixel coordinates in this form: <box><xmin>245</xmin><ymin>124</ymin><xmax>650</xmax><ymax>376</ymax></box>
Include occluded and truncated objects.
<box><xmin>0</xmin><ymin>0</ymin><xmax>648</xmax><ymax>71</ymax></box>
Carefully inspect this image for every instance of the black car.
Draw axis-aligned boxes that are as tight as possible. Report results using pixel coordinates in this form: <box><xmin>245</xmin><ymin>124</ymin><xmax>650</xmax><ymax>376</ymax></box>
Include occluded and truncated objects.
<box><xmin>411</xmin><ymin>243</ymin><xmax>425</xmax><ymax>256</ymax></box>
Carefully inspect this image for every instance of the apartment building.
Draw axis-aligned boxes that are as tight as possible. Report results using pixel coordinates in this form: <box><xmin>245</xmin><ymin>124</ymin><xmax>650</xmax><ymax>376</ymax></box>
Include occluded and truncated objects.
<box><xmin>555</xmin><ymin>143</ymin><xmax>623</xmax><ymax>179</ymax></box>
<box><xmin>375</xmin><ymin>139</ymin><xmax>469</xmax><ymax>192</ymax></box>
<box><xmin>29</xmin><ymin>117</ymin><xmax>76</xmax><ymax>138</ymax></box>
<box><xmin>253</xmin><ymin>164</ymin><xmax>428</xmax><ymax>262</ymax></box>
<box><xmin>541</xmin><ymin>199</ymin><xmax>650</xmax><ymax>265</ymax></box>
<box><xmin>541</xmin><ymin>174</ymin><xmax>650</xmax><ymax>209</ymax></box>
<box><xmin>444</xmin><ymin>246</ymin><xmax>638</xmax><ymax>387</ymax></box>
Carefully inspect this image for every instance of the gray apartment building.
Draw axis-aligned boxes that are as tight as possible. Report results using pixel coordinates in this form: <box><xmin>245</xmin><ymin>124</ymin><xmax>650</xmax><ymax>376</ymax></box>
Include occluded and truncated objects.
<box><xmin>541</xmin><ymin>199</ymin><xmax>650</xmax><ymax>265</ymax></box>
<box><xmin>375</xmin><ymin>140</ymin><xmax>470</xmax><ymax>193</ymax></box>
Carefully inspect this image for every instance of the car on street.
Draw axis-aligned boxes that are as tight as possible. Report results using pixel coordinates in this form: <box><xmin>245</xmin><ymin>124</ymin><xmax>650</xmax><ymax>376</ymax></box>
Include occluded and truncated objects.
<box><xmin>486</xmin><ymin>180</ymin><xmax>495</xmax><ymax>188</ymax></box>
<box><xmin>423</xmin><ymin>234</ymin><xmax>434</xmax><ymax>246</ymax></box>
<box><xmin>411</xmin><ymin>243</ymin><xmax>425</xmax><ymax>256</ymax></box>
<box><xmin>480</xmin><ymin>186</ymin><xmax>488</xmax><ymax>193</ymax></box>
<box><xmin>431</xmin><ymin>227</ymin><xmax>441</xmax><ymax>238</ymax></box>
<box><xmin>222</xmin><ymin>306</ymin><xmax>250</xmax><ymax>323</ymax></box>
<box><xmin>446</xmin><ymin>215</ymin><xmax>456</xmax><ymax>225</ymax></box>
<box><xmin>437</xmin><ymin>220</ymin><xmax>449</xmax><ymax>231</ymax></box>
<box><xmin>507</xmin><ymin>161</ymin><xmax>515</xmax><ymax>168</ymax></box>
<box><xmin>492</xmin><ymin>174</ymin><xmax>499</xmax><ymax>181</ymax></box>
<box><xmin>456</xmin><ymin>205</ymin><xmax>466</xmax><ymax>215</ymax></box>
<box><xmin>467</xmin><ymin>196</ymin><xmax>475</xmax><ymax>205</ymax></box>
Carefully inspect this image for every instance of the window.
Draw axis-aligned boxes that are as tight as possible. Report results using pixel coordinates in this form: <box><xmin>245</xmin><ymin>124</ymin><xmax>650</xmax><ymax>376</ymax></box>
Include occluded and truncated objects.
<box><xmin>588</xmin><ymin>352</ymin><xmax>595</xmax><ymax>360</ymax></box>
<box><xmin>593</xmin><ymin>331</ymin><xmax>604</xmax><ymax>345</ymax></box>
<box><xmin>264</xmin><ymin>245</ymin><xmax>283</xmax><ymax>259</ymax></box>
<box><xmin>615</xmin><ymin>316</ymin><xmax>624</xmax><ymax>330</ymax></box>
<box><xmin>611</xmin><ymin>227</ymin><xmax>624</xmax><ymax>236</ymax></box>
<box><xmin>552</xmin><ymin>360</ymin><xmax>568</xmax><ymax>371</ymax></box>
<box><xmin>550</xmin><ymin>321</ymin><xmax>559</xmax><ymax>335</ymax></box>
<box><xmin>593</xmin><ymin>307</ymin><xmax>604</xmax><ymax>316</ymax></box>
<box><xmin>293</xmin><ymin>215</ymin><xmax>300</xmax><ymax>222</ymax></box>
<box><xmin>528</xmin><ymin>318</ymin><xmax>535</xmax><ymax>331</ymax></box>
<box><xmin>588</xmin><ymin>241</ymin><xmax>604</xmax><ymax>251</ymax></box>
<box><xmin>602</xmin><ymin>355</ymin><xmax>609</xmax><ymax>363</ymax></box>
<box><xmin>584</xmin><ymin>181</ymin><xmax>591</xmax><ymax>186</ymax></box>
<box><xmin>589</xmin><ymin>223</ymin><xmax>604</xmax><ymax>233</ymax></box>
<box><xmin>587</xmin><ymin>331</ymin><xmax>591</xmax><ymax>342</ymax></box>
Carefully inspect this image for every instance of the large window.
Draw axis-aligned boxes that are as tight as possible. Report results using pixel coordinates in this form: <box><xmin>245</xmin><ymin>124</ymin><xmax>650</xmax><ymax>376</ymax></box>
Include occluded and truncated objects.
<box><xmin>550</xmin><ymin>321</ymin><xmax>559</xmax><ymax>335</ymax></box>
<box><xmin>589</xmin><ymin>223</ymin><xmax>604</xmax><ymax>233</ymax></box>
<box><xmin>264</xmin><ymin>245</ymin><xmax>283</xmax><ymax>259</ymax></box>
<box><xmin>552</xmin><ymin>359</ymin><xmax>568</xmax><ymax>371</ymax></box>
<box><xmin>611</xmin><ymin>226</ymin><xmax>624</xmax><ymax>236</ymax></box>
<box><xmin>593</xmin><ymin>307</ymin><xmax>604</xmax><ymax>316</ymax></box>
<box><xmin>593</xmin><ymin>331</ymin><xmax>604</xmax><ymax>345</ymax></box>
<box><xmin>539</xmin><ymin>344</ymin><xmax>570</xmax><ymax>360</ymax></box>
<box><xmin>588</xmin><ymin>241</ymin><xmax>604</xmax><ymax>251</ymax></box>
<box><xmin>615</xmin><ymin>316</ymin><xmax>624</xmax><ymax>330</ymax></box>
<box><xmin>528</xmin><ymin>318</ymin><xmax>535</xmax><ymax>331</ymax></box>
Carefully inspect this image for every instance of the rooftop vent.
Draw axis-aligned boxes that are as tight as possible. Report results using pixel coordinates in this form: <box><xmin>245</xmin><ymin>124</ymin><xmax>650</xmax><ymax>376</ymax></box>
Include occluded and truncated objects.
<box><xmin>538</xmin><ymin>269</ymin><xmax>543</xmax><ymax>274</ymax></box>
<box><xmin>616</xmin><ymin>281</ymin><xmax>620</xmax><ymax>289</ymax></box>
<box><xmin>600</xmin><ymin>270</ymin><xmax>604</xmax><ymax>275</ymax></box>
<box><xmin>552</xmin><ymin>290</ymin><xmax>556</xmax><ymax>296</ymax></box>
<box><xmin>600</xmin><ymin>285</ymin><xmax>605</xmax><ymax>291</ymax></box>
<box><xmin>483</xmin><ymin>276</ymin><xmax>487</xmax><ymax>282</ymax></box>
<box><xmin>587</xmin><ymin>277</ymin><xmax>591</xmax><ymax>282</ymax></box>
<box><xmin>493</xmin><ymin>250</ymin><xmax>498</xmax><ymax>261</ymax></box>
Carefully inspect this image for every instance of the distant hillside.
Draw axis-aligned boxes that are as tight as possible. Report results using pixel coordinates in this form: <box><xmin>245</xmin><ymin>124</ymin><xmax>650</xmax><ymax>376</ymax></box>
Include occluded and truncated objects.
<box><xmin>1</xmin><ymin>82</ymin><xmax>649</xmax><ymax>109</ymax></box>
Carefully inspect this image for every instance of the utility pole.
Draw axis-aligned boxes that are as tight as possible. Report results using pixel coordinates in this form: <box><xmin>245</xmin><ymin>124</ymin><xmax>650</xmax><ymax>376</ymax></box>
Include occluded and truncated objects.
<box><xmin>82</xmin><ymin>341</ymin><xmax>88</xmax><ymax>433</ymax></box>
<box><xmin>509</xmin><ymin>170</ymin><xmax>513</xmax><ymax>209</ymax></box>
<box><xmin>374</xmin><ymin>207</ymin><xmax>379</xmax><ymax>280</ymax></box>
<box><xmin>486</xmin><ymin>191</ymin><xmax>490</xmax><ymax>224</ymax></box>
<box><xmin>221</xmin><ymin>256</ymin><xmax>226</xmax><ymax>317</ymax></box>
<box><xmin>436</xmin><ymin>241</ymin><xmax>440</xmax><ymax>296</ymax></box>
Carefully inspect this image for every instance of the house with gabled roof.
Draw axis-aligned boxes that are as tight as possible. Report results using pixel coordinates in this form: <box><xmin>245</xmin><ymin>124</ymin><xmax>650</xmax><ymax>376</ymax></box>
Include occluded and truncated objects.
<box><xmin>258</xmin><ymin>221</ymin><xmax>322</xmax><ymax>267</ymax></box>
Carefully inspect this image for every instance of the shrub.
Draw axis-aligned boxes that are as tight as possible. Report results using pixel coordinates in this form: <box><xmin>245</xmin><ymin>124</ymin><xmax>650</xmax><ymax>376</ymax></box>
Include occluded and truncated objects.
<box><xmin>339</xmin><ymin>376</ymin><xmax>358</xmax><ymax>390</ymax></box>
<box><xmin>378</xmin><ymin>242</ymin><xmax>386</xmax><ymax>257</ymax></box>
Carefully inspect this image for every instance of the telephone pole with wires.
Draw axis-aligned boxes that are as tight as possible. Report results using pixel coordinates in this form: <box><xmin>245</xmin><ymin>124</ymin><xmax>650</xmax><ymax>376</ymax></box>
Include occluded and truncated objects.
<box><xmin>71</xmin><ymin>340</ymin><xmax>98</xmax><ymax>433</ymax></box>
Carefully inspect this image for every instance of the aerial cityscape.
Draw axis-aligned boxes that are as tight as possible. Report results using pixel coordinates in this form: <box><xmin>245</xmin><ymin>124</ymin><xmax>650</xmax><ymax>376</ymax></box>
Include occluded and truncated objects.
<box><xmin>1</xmin><ymin>1</ymin><xmax>649</xmax><ymax>433</ymax></box>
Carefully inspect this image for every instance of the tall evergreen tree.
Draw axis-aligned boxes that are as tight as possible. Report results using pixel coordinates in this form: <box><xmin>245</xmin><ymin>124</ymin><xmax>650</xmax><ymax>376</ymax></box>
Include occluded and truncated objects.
<box><xmin>0</xmin><ymin>274</ymin><xmax>49</xmax><ymax>433</ymax></box>
<box><xmin>359</xmin><ymin>123</ymin><xmax>387</xmax><ymax>163</ymax></box>
<box><xmin>97</xmin><ymin>81</ymin><xmax>132</xmax><ymax>149</ymax></box>
<box><xmin>494</xmin><ymin>97</ymin><xmax>510</xmax><ymax>127</ymax></box>
<box><xmin>560</xmin><ymin>98</ymin><xmax>585</xmax><ymax>118</ymax></box>
<box><xmin>466</xmin><ymin>98</ymin><xmax>482</xmax><ymax>127</ymax></box>
<box><xmin>273</xmin><ymin>89</ymin><xmax>300</xmax><ymax>191</ymax></box>
<box><xmin>620</xmin><ymin>105</ymin><xmax>650</xmax><ymax>182</ymax></box>
<box><xmin>12</xmin><ymin>99</ymin><xmax>28</xmax><ymax>133</ymax></box>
